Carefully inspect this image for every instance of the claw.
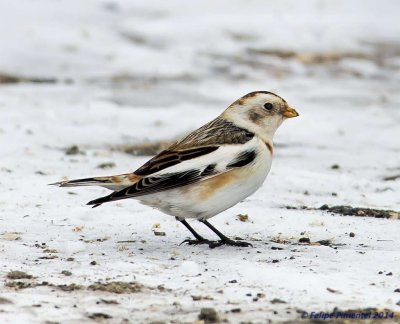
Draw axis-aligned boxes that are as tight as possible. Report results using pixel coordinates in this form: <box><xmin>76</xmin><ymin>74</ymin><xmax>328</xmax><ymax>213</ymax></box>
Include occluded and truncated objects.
<box><xmin>180</xmin><ymin>238</ymin><xmax>213</xmax><ymax>246</ymax></box>
<box><xmin>208</xmin><ymin>239</ymin><xmax>253</xmax><ymax>249</ymax></box>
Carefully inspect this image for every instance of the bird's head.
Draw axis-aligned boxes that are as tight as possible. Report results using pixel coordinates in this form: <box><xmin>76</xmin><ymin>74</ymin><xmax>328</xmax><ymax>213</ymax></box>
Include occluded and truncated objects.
<box><xmin>222</xmin><ymin>91</ymin><xmax>298</xmax><ymax>141</ymax></box>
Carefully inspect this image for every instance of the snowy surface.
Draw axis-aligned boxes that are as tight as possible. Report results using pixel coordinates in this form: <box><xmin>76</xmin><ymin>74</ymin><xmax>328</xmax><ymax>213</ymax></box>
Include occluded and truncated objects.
<box><xmin>1</xmin><ymin>0</ymin><xmax>400</xmax><ymax>323</ymax></box>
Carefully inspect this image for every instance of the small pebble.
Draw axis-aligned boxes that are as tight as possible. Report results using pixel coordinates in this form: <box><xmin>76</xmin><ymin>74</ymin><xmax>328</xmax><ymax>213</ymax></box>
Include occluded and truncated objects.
<box><xmin>237</xmin><ymin>214</ymin><xmax>249</xmax><ymax>222</ymax></box>
<box><xmin>198</xmin><ymin>307</ymin><xmax>219</xmax><ymax>323</ymax></box>
<box><xmin>270</xmin><ymin>298</ymin><xmax>287</xmax><ymax>304</ymax></box>
<box><xmin>96</xmin><ymin>162</ymin><xmax>116</xmax><ymax>169</ymax></box>
<box><xmin>154</xmin><ymin>231</ymin><xmax>166</xmax><ymax>236</ymax></box>
<box><xmin>65</xmin><ymin>145</ymin><xmax>83</xmax><ymax>155</ymax></box>
<box><xmin>299</xmin><ymin>237</ymin><xmax>310</xmax><ymax>243</ymax></box>
<box><xmin>61</xmin><ymin>270</ymin><xmax>72</xmax><ymax>276</ymax></box>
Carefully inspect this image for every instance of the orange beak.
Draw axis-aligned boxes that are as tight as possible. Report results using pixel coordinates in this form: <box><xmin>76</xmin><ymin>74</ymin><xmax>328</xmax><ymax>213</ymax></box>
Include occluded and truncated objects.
<box><xmin>283</xmin><ymin>106</ymin><xmax>299</xmax><ymax>118</ymax></box>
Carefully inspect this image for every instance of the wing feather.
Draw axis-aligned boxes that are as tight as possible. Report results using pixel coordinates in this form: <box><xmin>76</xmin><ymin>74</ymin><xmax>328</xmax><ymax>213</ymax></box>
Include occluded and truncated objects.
<box><xmin>87</xmin><ymin>141</ymin><xmax>259</xmax><ymax>207</ymax></box>
<box><xmin>87</xmin><ymin>119</ymin><xmax>259</xmax><ymax>207</ymax></box>
<box><xmin>133</xmin><ymin>117</ymin><xmax>254</xmax><ymax>177</ymax></box>
<box><xmin>87</xmin><ymin>168</ymin><xmax>217</xmax><ymax>207</ymax></box>
<box><xmin>169</xmin><ymin>117</ymin><xmax>254</xmax><ymax>149</ymax></box>
<box><xmin>134</xmin><ymin>146</ymin><xmax>218</xmax><ymax>176</ymax></box>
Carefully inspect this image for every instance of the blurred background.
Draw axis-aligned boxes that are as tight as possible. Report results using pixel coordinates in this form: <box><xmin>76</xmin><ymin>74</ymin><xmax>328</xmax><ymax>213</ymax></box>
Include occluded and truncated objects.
<box><xmin>1</xmin><ymin>0</ymin><xmax>400</xmax><ymax>105</ymax></box>
<box><xmin>0</xmin><ymin>1</ymin><xmax>399</xmax><ymax>322</ymax></box>
<box><xmin>1</xmin><ymin>0</ymin><xmax>400</xmax><ymax>100</ymax></box>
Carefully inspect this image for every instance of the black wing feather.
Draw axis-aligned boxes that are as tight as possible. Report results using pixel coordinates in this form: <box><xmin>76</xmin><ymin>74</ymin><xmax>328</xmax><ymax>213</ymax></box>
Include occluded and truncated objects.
<box><xmin>227</xmin><ymin>150</ymin><xmax>256</xmax><ymax>168</ymax></box>
<box><xmin>87</xmin><ymin>117</ymin><xmax>257</xmax><ymax>208</ymax></box>
<box><xmin>133</xmin><ymin>118</ymin><xmax>254</xmax><ymax>177</ymax></box>
<box><xmin>87</xmin><ymin>169</ymin><xmax>207</xmax><ymax>207</ymax></box>
<box><xmin>134</xmin><ymin>146</ymin><xmax>219</xmax><ymax>176</ymax></box>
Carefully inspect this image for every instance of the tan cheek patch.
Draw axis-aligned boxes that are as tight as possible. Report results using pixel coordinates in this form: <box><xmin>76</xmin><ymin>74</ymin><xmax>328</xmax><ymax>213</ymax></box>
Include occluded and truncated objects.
<box><xmin>248</xmin><ymin>111</ymin><xmax>264</xmax><ymax>124</ymax></box>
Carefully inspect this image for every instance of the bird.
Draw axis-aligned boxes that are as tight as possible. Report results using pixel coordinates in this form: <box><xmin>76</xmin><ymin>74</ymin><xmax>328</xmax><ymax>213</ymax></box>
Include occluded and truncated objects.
<box><xmin>51</xmin><ymin>91</ymin><xmax>298</xmax><ymax>248</ymax></box>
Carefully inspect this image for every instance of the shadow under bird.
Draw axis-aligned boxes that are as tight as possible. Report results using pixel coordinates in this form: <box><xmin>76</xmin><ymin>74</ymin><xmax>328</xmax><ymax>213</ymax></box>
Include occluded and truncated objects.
<box><xmin>51</xmin><ymin>91</ymin><xmax>299</xmax><ymax>248</ymax></box>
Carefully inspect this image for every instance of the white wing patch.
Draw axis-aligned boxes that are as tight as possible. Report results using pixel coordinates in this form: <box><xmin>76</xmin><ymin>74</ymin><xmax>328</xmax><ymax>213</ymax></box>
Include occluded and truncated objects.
<box><xmin>87</xmin><ymin>138</ymin><xmax>263</xmax><ymax>207</ymax></box>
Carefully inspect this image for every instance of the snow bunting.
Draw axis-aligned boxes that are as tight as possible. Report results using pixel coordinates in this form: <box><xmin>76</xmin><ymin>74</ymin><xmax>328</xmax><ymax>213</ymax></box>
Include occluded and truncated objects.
<box><xmin>52</xmin><ymin>91</ymin><xmax>298</xmax><ymax>248</ymax></box>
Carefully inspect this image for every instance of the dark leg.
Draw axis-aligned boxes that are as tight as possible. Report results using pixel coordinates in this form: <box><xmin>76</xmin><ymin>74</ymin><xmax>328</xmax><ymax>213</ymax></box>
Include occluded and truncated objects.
<box><xmin>178</xmin><ymin>218</ymin><xmax>212</xmax><ymax>246</ymax></box>
<box><xmin>200</xmin><ymin>219</ymin><xmax>253</xmax><ymax>248</ymax></box>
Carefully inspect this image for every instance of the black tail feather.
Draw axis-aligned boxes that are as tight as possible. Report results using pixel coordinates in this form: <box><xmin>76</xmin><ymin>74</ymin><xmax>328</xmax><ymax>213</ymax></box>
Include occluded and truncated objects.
<box><xmin>87</xmin><ymin>192</ymin><xmax>119</xmax><ymax>207</ymax></box>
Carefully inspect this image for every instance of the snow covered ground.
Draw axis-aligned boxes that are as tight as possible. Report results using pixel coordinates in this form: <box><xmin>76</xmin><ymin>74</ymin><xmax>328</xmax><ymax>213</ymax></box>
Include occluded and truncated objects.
<box><xmin>0</xmin><ymin>0</ymin><xmax>400</xmax><ymax>323</ymax></box>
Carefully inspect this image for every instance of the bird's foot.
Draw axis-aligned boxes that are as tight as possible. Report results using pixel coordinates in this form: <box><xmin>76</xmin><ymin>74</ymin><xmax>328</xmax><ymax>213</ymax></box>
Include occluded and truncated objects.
<box><xmin>208</xmin><ymin>238</ymin><xmax>253</xmax><ymax>249</ymax></box>
<box><xmin>180</xmin><ymin>238</ymin><xmax>213</xmax><ymax>246</ymax></box>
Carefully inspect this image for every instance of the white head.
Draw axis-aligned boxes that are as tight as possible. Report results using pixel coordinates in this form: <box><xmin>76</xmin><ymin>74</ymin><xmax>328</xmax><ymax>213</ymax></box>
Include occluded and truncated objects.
<box><xmin>221</xmin><ymin>91</ymin><xmax>298</xmax><ymax>142</ymax></box>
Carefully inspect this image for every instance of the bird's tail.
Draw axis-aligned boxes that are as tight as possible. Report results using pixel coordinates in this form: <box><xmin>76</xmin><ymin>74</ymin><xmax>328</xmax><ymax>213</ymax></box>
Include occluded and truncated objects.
<box><xmin>49</xmin><ymin>173</ymin><xmax>140</xmax><ymax>191</ymax></box>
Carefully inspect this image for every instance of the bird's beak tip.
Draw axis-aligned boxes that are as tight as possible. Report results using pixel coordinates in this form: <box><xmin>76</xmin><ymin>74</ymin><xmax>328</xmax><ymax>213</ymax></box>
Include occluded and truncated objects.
<box><xmin>283</xmin><ymin>106</ymin><xmax>299</xmax><ymax>118</ymax></box>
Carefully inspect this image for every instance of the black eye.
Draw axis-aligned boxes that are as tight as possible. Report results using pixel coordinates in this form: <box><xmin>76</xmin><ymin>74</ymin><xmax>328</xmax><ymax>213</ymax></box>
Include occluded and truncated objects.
<box><xmin>264</xmin><ymin>102</ymin><xmax>273</xmax><ymax>110</ymax></box>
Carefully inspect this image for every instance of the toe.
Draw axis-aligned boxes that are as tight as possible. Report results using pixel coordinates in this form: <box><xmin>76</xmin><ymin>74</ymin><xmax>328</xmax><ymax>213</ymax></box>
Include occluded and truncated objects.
<box><xmin>181</xmin><ymin>239</ymin><xmax>213</xmax><ymax>246</ymax></box>
<box><xmin>208</xmin><ymin>239</ymin><xmax>253</xmax><ymax>248</ymax></box>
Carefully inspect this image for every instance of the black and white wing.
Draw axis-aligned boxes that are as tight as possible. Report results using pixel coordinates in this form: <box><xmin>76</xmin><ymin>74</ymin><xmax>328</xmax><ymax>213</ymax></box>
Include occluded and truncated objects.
<box><xmin>87</xmin><ymin>118</ymin><xmax>258</xmax><ymax>207</ymax></box>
